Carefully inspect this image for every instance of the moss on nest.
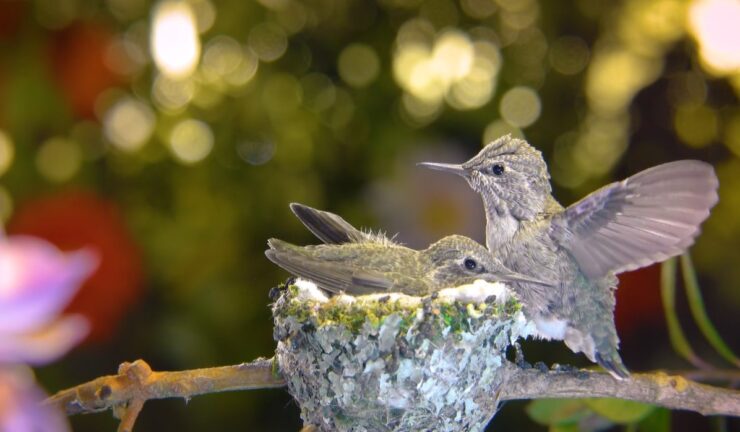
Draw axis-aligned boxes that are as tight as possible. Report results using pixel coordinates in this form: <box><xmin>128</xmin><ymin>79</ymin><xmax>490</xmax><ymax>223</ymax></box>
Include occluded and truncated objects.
<box><xmin>274</xmin><ymin>281</ymin><xmax>522</xmax><ymax>336</ymax></box>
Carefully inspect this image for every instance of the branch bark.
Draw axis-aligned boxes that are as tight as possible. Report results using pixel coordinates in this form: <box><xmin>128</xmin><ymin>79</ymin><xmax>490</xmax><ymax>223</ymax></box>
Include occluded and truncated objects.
<box><xmin>46</xmin><ymin>358</ymin><xmax>740</xmax><ymax>431</ymax></box>
<box><xmin>499</xmin><ymin>366</ymin><xmax>740</xmax><ymax>416</ymax></box>
<box><xmin>46</xmin><ymin>357</ymin><xmax>285</xmax><ymax>425</ymax></box>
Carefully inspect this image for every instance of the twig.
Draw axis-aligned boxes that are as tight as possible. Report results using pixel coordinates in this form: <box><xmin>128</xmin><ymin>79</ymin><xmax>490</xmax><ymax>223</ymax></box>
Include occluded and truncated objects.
<box><xmin>47</xmin><ymin>357</ymin><xmax>285</xmax><ymax>417</ymax></box>
<box><xmin>46</xmin><ymin>358</ymin><xmax>740</xmax><ymax>431</ymax></box>
<box><xmin>677</xmin><ymin>369</ymin><xmax>740</xmax><ymax>385</ymax></box>
<box><xmin>499</xmin><ymin>366</ymin><xmax>740</xmax><ymax>416</ymax></box>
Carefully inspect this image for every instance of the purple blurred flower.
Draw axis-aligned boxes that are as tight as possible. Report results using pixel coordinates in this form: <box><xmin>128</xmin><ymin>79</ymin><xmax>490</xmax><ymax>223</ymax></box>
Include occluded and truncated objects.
<box><xmin>0</xmin><ymin>235</ymin><xmax>97</xmax><ymax>365</ymax></box>
<box><xmin>0</xmin><ymin>366</ymin><xmax>70</xmax><ymax>432</ymax></box>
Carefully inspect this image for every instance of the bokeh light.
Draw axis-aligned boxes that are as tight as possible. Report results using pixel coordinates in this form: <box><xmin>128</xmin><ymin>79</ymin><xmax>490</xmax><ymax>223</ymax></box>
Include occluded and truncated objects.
<box><xmin>168</xmin><ymin>119</ymin><xmax>214</xmax><ymax>164</ymax></box>
<box><xmin>549</xmin><ymin>36</ymin><xmax>590</xmax><ymax>75</ymax></box>
<box><xmin>499</xmin><ymin>86</ymin><xmax>541</xmax><ymax>128</ymax></box>
<box><xmin>393</xmin><ymin>25</ymin><xmax>501</xmax><ymax>118</ymax></box>
<box><xmin>152</xmin><ymin>74</ymin><xmax>195</xmax><ymax>112</ymax></box>
<box><xmin>151</xmin><ymin>1</ymin><xmax>201</xmax><ymax>78</ymax></box>
<box><xmin>689</xmin><ymin>0</ymin><xmax>740</xmax><ymax>74</ymax></box>
<box><xmin>0</xmin><ymin>130</ymin><xmax>14</xmax><ymax>177</ymax></box>
<box><xmin>461</xmin><ymin>0</ymin><xmax>497</xmax><ymax>19</ymax></box>
<box><xmin>201</xmin><ymin>36</ymin><xmax>259</xmax><ymax>88</ymax></box>
<box><xmin>586</xmin><ymin>50</ymin><xmax>660</xmax><ymax>115</ymax></box>
<box><xmin>262</xmin><ymin>73</ymin><xmax>303</xmax><ymax>116</ymax></box>
<box><xmin>338</xmin><ymin>44</ymin><xmax>380</xmax><ymax>88</ymax></box>
<box><xmin>191</xmin><ymin>0</ymin><xmax>217</xmax><ymax>33</ymax></box>
<box><xmin>237</xmin><ymin>140</ymin><xmax>276</xmax><ymax>166</ymax></box>
<box><xmin>35</xmin><ymin>138</ymin><xmax>82</xmax><ymax>182</ymax></box>
<box><xmin>103</xmin><ymin>97</ymin><xmax>156</xmax><ymax>152</ymax></box>
<box><xmin>674</xmin><ymin>103</ymin><xmax>718</xmax><ymax>147</ymax></box>
<box><xmin>483</xmin><ymin>119</ymin><xmax>524</xmax><ymax>144</ymax></box>
<box><xmin>248</xmin><ymin>22</ymin><xmax>288</xmax><ymax>62</ymax></box>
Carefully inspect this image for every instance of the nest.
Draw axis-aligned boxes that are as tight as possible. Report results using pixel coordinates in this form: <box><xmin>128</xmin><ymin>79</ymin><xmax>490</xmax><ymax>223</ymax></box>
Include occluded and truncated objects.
<box><xmin>272</xmin><ymin>279</ymin><xmax>535</xmax><ymax>432</ymax></box>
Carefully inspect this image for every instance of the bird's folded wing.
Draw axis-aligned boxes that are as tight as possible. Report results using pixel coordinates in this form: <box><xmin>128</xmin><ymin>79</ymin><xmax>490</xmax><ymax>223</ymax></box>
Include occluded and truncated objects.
<box><xmin>290</xmin><ymin>202</ymin><xmax>367</xmax><ymax>244</ymax></box>
<box><xmin>549</xmin><ymin>160</ymin><xmax>718</xmax><ymax>279</ymax></box>
<box><xmin>266</xmin><ymin>240</ymin><xmax>393</xmax><ymax>295</ymax></box>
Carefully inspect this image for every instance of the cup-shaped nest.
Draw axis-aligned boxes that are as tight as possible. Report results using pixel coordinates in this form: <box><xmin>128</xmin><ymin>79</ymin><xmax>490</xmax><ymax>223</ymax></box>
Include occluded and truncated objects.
<box><xmin>273</xmin><ymin>279</ymin><xmax>535</xmax><ymax>432</ymax></box>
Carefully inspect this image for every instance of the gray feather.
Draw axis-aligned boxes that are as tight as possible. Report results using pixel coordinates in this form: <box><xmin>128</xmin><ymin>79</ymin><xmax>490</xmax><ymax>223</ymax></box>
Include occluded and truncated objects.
<box><xmin>551</xmin><ymin>160</ymin><xmax>718</xmax><ymax>278</ymax></box>
<box><xmin>290</xmin><ymin>203</ymin><xmax>366</xmax><ymax>244</ymax></box>
<box><xmin>265</xmin><ymin>238</ymin><xmax>392</xmax><ymax>295</ymax></box>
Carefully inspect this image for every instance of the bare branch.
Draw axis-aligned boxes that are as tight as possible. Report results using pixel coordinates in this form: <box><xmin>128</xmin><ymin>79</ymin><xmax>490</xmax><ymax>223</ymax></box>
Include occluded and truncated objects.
<box><xmin>46</xmin><ymin>358</ymin><xmax>739</xmax><ymax>432</ymax></box>
<box><xmin>47</xmin><ymin>357</ymin><xmax>285</xmax><ymax>418</ymax></box>
<box><xmin>500</xmin><ymin>367</ymin><xmax>740</xmax><ymax>417</ymax></box>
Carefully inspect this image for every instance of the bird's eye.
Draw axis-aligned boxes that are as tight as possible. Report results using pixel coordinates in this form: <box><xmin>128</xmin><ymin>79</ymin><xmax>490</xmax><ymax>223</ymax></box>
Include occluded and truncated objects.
<box><xmin>491</xmin><ymin>164</ymin><xmax>505</xmax><ymax>176</ymax></box>
<box><xmin>464</xmin><ymin>258</ymin><xmax>477</xmax><ymax>270</ymax></box>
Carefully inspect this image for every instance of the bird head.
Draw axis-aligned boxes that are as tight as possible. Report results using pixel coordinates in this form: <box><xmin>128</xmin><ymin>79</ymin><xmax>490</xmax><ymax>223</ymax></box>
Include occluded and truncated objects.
<box><xmin>426</xmin><ymin>235</ymin><xmax>498</xmax><ymax>288</ymax></box>
<box><xmin>427</xmin><ymin>235</ymin><xmax>553</xmax><ymax>288</ymax></box>
<box><xmin>419</xmin><ymin>135</ymin><xmax>552</xmax><ymax>221</ymax></box>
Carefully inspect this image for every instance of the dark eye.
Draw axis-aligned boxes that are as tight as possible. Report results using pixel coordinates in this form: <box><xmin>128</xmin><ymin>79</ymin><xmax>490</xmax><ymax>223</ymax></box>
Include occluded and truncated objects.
<box><xmin>491</xmin><ymin>164</ymin><xmax>505</xmax><ymax>176</ymax></box>
<box><xmin>464</xmin><ymin>258</ymin><xmax>477</xmax><ymax>270</ymax></box>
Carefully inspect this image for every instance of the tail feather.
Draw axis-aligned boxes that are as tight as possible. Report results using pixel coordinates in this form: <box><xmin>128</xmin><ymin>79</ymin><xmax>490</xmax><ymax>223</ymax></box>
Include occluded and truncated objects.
<box><xmin>289</xmin><ymin>203</ymin><xmax>366</xmax><ymax>245</ymax></box>
<box><xmin>595</xmin><ymin>351</ymin><xmax>630</xmax><ymax>380</ymax></box>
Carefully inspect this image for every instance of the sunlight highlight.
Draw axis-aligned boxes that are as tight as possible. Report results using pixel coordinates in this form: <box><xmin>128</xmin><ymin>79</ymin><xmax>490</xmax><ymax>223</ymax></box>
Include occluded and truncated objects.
<box><xmin>151</xmin><ymin>1</ymin><xmax>201</xmax><ymax>78</ymax></box>
<box><xmin>689</xmin><ymin>0</ymin><xmax>740</xmax><ymax>74</ymax></box>
<box><xmin>393</xmin><ymin>25</ymin><xmax>501</xmax><ymax>119</ymax></box>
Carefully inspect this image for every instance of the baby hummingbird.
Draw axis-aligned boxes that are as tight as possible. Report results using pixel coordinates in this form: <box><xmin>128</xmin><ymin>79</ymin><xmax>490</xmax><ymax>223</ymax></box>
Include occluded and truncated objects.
<box><xmin>419</xmin><ymin>135</ymin><xmax>719</xmax><ymax>379</ymax></box>
<box><xmin>266</xmin><ymin>203</ymin><xmax>552</xmax><ymax>297</ymax></box>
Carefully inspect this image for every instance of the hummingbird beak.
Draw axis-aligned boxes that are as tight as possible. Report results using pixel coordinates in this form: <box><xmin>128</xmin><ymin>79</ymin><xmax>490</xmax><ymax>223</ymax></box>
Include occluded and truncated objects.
<box><xmin>483</xmin><ymin>271</ymin><xmax>554</xmax><ymax>287</ymax></box>
<box><xmin>417</xmin><ymin>162</ymin><xmax>468</xmax><ymax>178</ymax></box>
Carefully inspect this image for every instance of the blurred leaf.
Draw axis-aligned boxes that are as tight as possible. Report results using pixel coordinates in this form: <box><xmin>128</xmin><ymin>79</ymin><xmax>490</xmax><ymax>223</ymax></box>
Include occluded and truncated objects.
<box><xmin>710</xmin><ymin>416</ymin><xmax>728</xmax><ymax>432</ymax></box>
<box><xmin>637</xmin><ymin>407</ymin><xmax>671</xmax><ymax>432</ymax></box>
<box><xmin>550</xmin><ymin>424</ymin><xmax>580</xmax><ymax>432</ymax></box>
<box><xmin>526</xmin><ymin>399</ymin><xmax>590</xmax><ymax>426</ymax></box>
<box><xmin>660</xmin><ymin>259</ymin><xmax>709</xmax><ymax>368</ymax></box>
<box><xmin>583</xmin><ymin>398</ymin><xmax>655</xmax><ymax>424</ymax></box>
<box><xmin>680</xmin><ymin>253</ymin><xmax>740</xmax><ymax>367</ymax></box>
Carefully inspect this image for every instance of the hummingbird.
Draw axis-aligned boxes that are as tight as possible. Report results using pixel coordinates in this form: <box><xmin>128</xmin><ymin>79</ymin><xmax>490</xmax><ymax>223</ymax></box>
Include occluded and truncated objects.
<box><xmin>419</xmin><ymin>135</ymin><xmax>719</xmax><ymax>379</ymax></box>
<box><xmin>266</xmin><ymin>203</ymin><xmax>553</xmax><ymax>297</ymax></box>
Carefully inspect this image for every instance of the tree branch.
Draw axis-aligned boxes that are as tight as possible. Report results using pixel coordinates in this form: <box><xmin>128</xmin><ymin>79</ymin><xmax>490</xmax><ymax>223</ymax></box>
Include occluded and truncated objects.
<box><xmin>500</xmin><ymin>367</ymin><xmax>740</xmax><ymax>416</ymax></box>
<box><xmin>46</xmin><ymin>358</ymin><xmax>739</xmax><ymax>431</ymax></box>
<box><xmin>46</xmin><ymin>357</ymin><xmax>285</xmax><ymax>418</ymax></box>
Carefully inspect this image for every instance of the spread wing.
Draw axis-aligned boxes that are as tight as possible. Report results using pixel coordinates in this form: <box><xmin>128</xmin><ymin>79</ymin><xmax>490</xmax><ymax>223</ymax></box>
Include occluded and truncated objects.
<box><xmin>550</xmin><ymin>160</ymin><xmax>718</xmax><ymax>279</ymax></box>
<box><xmin>265</xmin><ymin>238</ymin><xmax>393</xmax><ymax>295</ymax></box>
<box><xmin>290</xmin><ymin>203</ymin><xmax>367</xmax><ymax>244</ymax></box>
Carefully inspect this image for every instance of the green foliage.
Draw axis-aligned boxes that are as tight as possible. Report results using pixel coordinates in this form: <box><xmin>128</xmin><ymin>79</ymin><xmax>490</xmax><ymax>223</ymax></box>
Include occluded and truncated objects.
<box><xmin>661</xmin><ymin>254</ymin><xmax>739</xmax><ymax>368</ymax></box>
<box><xmin>583</xmin><ymin>399</ymin><xmax>654</xmax><ymax>423</ymax></box>
<box><xmin>526</xmin><ymin>399</ymin><xmax>591</xmax><ymax>427</ymax></box>
<box><xmin>660</xmin><ymin>258</ymin><xmax>706</xmax><ymax>368</ymax></box>
<box><xmin>636</xmin><ymin>408</ymin><xmax>671</xmax><ymax>432</ymax></box>
<box><xmin>527</xmin><ymin>398</ymin><xmax>660</xmax><ymax>432</ymax></box>
<box><xmin>680</xmin><ymin>254</ymin><xmax>740</xmax><ymax>367</ymax></box>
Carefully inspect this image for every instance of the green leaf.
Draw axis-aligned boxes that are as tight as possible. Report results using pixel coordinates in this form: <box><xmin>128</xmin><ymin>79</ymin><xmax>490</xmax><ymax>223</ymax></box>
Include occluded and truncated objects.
<box><xmin>526</xmin><ymin>399</ymin><xmax>590</xmax><ymax>426</ymax></box>
<box><xmin>637</xmin><ymin>407</ymin><xmax>671</xmax><ymax>432</ymax></box>
<box><xmin>584</xmin><ymin>398</ymin><xmax>656</xmax><ymax>424</ymax></box>
<box><xmin>550</xmin><ymin>424</ymin><xmax>580</xmax><ymax>432</ymax></box>
<box><xmin>680</xmin><ymin>254</ymin><xmax>740</xmax><ymax>367</ymax></box>
<box><xmin>660</xmin><ymin>259</ymin><xmax>707</xmax><ymax>368</ymax></box>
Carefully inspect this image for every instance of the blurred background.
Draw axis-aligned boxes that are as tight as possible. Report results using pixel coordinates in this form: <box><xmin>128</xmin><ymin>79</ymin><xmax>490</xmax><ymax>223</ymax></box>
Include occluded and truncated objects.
<box><xmin>0</xmin><ymin>0</ymin><xmax>738</xmax><ymax>430</ymax></box>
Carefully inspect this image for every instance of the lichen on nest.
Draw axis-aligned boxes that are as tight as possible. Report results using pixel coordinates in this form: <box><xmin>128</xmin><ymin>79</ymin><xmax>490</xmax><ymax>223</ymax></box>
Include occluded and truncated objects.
<box><xmin>273</xmin><ymin>279</ymin><xmax>535</xmax><ymax>432</ymax></box>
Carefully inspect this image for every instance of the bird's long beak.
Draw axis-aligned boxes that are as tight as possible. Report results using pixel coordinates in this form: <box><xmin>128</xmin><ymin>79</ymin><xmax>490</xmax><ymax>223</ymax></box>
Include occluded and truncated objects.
<box><xmin>484</xmin><ymin>271</ymin><xmax>554</xmax><ymax>287</ymax></box>
<box><xmin>417</xmin><ymin>162</ymin><xmax>468</xmax><ymax>178</ymax></box>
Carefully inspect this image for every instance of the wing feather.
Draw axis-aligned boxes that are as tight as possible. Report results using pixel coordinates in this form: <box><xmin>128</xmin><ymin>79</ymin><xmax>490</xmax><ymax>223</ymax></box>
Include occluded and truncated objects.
<box><xmin>551</xmin><ymin>160</ymin><xmax>718</xmax><ymax>278</ymax></box>
<box><xmin>290</xmin><ymin>203</ymin><xmax>367</xmax><ymax>244</ymax></box>
<box><xmin>265</xmin><ymin>238</ymin><xmax>392</xmax><ymax>295</ymax></box>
